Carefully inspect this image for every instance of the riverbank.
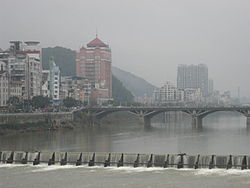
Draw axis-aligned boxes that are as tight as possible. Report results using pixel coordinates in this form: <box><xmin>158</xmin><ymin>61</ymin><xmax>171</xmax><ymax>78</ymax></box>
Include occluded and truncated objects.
<box><xmin>0</xmin><ymin>121</ymin><xmax>76</xmax><ymax>136</ymax></box>
<box><xmin>0</xmin><ymin>111</ymin><xmax>140</xmax><ymax>136</ymax></box>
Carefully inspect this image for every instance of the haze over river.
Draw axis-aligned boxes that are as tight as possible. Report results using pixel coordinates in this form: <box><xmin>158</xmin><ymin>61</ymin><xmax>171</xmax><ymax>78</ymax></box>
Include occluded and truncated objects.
<box><xmin>1</xmin><ymin>112</ymin><xmax>250</xmax><ymax>188</ymax></box>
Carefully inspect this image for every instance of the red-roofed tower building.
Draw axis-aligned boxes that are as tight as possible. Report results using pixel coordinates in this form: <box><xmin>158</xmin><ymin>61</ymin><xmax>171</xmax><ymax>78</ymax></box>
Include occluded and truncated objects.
<box><xmin>76</xmin><ymin>36</ymin><xmax>112</xmax><ymax>104</ymax></box>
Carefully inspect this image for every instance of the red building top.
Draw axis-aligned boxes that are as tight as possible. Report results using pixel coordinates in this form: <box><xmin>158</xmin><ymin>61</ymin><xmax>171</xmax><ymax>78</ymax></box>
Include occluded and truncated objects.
<box><xmin>87</xmin><ymin>37</ymin><xmax>108</xmax><ymax>48</ymax></box>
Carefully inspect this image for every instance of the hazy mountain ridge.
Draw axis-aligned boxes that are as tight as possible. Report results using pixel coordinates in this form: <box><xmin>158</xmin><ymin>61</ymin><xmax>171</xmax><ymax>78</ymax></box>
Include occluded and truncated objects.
<box><xmin>112</xmin><ymin>67</ymin><xmax>156</xmax><ymax>97</ymax></box>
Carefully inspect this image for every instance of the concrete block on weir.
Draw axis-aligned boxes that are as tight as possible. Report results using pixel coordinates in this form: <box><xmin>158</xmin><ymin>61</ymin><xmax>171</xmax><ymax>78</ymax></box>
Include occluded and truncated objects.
<box><xmin>76</xmin><ymin>153</ymin><xmax>82</xmax><ymax>166</ymax></box>
<box><xmin>60</xmin><ymin>152</ymin><xmax>67</xmax><ymax>166</ymax></box>
<box><xmin>194</xmin><ymin>155</ymin><xmax>200</xmax><ymax>169</ymax></box>
<box><xmin>147</xmin><ymin>154</ymin><xmax>153</xmax><ymax>168</ymax></box>
<box><xmin>133</xmin><ymin>154</ymin><xmax>140</xmax><ymax>168</ymax></box>
<box><xmin>48</xmin><ymin>152</ymin><xmax>55</xmax><ymax>166</ymax></box>
<box><xmin>104</xmin><ymin>153</ymin><xmax>111</xmax><ymax>167</ymax></box>
<box><xmin>153</xmin><ymin>154</ymin><xmax>166</xmax><ymax>167</ymax></box>
<box><xmin>241</xmin><ymin>156</ymin><xmax>247</xmax><ymax>170</ymax></box>
<box><xmin>21</xmin><ymin>152</ymin><xmax>28</xmax><ymax>164</ymax></box>
<box><xmin>6</xmin><ymin>151</ymin><xmax>14</xmax><ymax>164</ymax></box>
<box><xmin>88</xmin><ymin>153</ymin><xmax>95</xmax><ymax>166</ymax></box>
<box><xmin>117</xmin><ymin>153</ymin><xmax>124</xmax><ymax>167</ymax></box>
<box><xmin>226</xmin><ymin>155</ymin><xmax>232</xmax><ymax>169</ymax></box>
<box><xmin>33</xmin><ymin>152</ymin><xmax>40</xmax><ymax>165</ymax></box>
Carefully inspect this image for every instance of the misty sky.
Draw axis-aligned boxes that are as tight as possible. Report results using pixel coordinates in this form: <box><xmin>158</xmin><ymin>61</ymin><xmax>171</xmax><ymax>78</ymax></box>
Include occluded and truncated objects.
<box><xmin>1</xmin><ymin>0</ymin><xmax>250</xmax><ymax>97</ymax></box>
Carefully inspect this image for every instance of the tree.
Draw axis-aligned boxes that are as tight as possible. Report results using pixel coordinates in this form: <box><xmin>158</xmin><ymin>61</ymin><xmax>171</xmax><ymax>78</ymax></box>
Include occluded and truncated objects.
<box><xmin>7</xmin><ymin>96</ymin><xmax>20</xmax><ymax>106</ymax></box>
<box><xmin>63</xmin><ymin>97</ymin><xmax>79</xmax><ymax>108</ymax></box>
<box><xmin>31</xmin><ymin>96</ymin><xmax>51</xmax><ymax>109</ymax></box>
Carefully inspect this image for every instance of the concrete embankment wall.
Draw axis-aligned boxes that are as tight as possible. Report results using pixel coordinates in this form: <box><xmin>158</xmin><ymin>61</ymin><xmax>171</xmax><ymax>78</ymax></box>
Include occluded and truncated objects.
<box><xmin>1</xmin><ymin>151</ymin><xmax>249</xmax><ymax>170</ymax></box>
<box><xmin>0</xmin><ymin>112</ymin><xmax>73</xmax><ymax>128</ymax></box>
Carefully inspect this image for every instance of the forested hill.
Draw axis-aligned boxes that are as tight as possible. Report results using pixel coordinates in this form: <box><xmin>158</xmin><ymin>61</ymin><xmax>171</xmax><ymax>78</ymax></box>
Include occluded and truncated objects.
<box><xmin>42</xmin><ymin>46</ymin><xmax>76</xmax><ymax>76</ymax></box>
<box><xmin>112</xmin><ymin>67</ymin><xmax>156</xmax><ymax>97</ymax></box>
<box><xmin>112</xmin><ymin>75</ymin><xmax>134</xmax><ymax>103</ymax></box>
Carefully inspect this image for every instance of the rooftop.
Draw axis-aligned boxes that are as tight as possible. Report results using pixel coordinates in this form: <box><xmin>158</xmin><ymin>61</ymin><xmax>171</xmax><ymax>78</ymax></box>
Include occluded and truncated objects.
<box><xmin>87</xmin><ymin>36</ymin><xmax>108</xmax><ymax>48</ymax></box>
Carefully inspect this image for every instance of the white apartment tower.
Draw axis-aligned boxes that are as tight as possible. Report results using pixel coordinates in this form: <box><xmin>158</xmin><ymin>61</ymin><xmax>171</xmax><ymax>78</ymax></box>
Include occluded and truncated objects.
<box><xmin>49</xmin><ymin>57</ymin><xmax>60</xmax><ymax>100</ymax></box>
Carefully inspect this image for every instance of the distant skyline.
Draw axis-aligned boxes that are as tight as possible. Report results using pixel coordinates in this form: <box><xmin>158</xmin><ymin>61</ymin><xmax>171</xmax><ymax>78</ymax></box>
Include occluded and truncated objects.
<box><xmin>1</xmin><ymin>0</ymin><xmax>250</xmax><ymax>97</ymax></box>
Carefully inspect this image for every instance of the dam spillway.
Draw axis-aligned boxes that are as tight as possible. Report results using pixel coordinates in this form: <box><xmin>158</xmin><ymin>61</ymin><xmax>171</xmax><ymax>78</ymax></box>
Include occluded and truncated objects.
<box><xmin>0</xmin><ymin>151</ymin><xmax>249</xmax><ymax>170</ymax></box>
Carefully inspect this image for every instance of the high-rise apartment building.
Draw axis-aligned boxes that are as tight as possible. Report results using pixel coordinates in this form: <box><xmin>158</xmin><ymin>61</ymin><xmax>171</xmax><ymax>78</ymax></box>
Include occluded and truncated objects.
<box><xmin>41</xmin><ymin>57</ymin><xmax>61</xmax><ymax>101</ymax></box>
<box><xmin>208</xmin><ymin>79</ymin><xmax>214</xmax><ymax>95</ymax></box>
<box><xmin>23</xmin><ymin>41</ymin><xmax>42</xmax><ymax>99</ymax></box>
<box><xmin>177</xmin><ymin>64</ymin><xmax>208</xmax><ymax>96</ymax></box>
<box><xmin>49</xmin><ymin>57</ymin><xmax>60</xmax><ymax>100</ymax></box>
<box><xmin>0</xmin><ymin>60</ymin><xmax>9</xmax><ymax>106</ymax></box>
<box><xmin>0</xmin><ymin>41</ymin><xmax>42</xmax><ymax>106</ymax></box>
<box><xmin>76</xmin><ymin>36</ymin><xmax>112</xmax><ymax>103</ymax></box>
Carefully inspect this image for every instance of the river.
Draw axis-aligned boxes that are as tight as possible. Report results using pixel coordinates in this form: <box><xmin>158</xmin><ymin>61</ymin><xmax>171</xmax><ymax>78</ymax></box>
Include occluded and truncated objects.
<box><xmin>1</xmin><ymin>112</ymin><xmax>250</xmax><ymax>188</ymax></box>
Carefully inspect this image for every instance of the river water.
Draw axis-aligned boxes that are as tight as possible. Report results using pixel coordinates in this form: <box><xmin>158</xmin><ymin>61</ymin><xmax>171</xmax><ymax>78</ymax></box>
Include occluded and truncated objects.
<box><xmin>1</xmin><ymin>112</ymin><xmax>250</xmax><ymax>188</ymax></box>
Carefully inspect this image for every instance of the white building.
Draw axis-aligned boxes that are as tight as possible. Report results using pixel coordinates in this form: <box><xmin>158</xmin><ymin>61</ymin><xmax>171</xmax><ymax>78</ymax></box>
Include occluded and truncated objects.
<box><xmin>6</xmin><ymin>41</ymin><xmax>42</xmax><ymax>100</ymax></box>
<box><xmin>23</xmin><ymin>41</ymin><xmax>42</xmax><ymax>98</ymax></box>
<box><xmin>41</xmin><ymin>70</ymin><xmax>50</xmax><ymax>97</ymax></box>
<box><xmin>153</xmin><ymin>81</ymin><xmax>183</xmax><ymax>104</ymax></box>
<box><xmin>49</xmin><ymin>57</ymin><xmax>60</xmax><ymax>100</ymax></box>
<box><xmin>153</xmin><ymin>81</ymin><xmax>203</xmax><ymax>104</ymax></box>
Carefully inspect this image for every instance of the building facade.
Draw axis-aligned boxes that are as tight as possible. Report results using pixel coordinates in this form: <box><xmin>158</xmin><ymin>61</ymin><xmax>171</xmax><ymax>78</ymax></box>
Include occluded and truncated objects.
<box><xmin>49</xmin><ymin>57</ymin><xmax>60</xmax><ymax>100</ymax></box>
<box><xmin>177</xmin><ymin>64</ymin><xmax>208</xmax><ymax>96</ymax></box>
<box><xmin>153</xmin><ymin>81</ymin><xmax>183</xmax><ymax>104</ymax></box>
<box><xmin>0</xmin><ymin>41</ymin><xmax>42</xmax><ymax>106</ymax></box>
<box><xmin>208</xmin><ymin>79</ymin><xmax>214</xmax><ymax>96</ymax></box>
<box><xmin>60</xmin><ymin>76</ymin><xmax>91</xmax><ymax>104</ymax></box>
<box><xmin>153</xmin><ymin>81</ymin><xmax>202</xmax><ymax>104</ymax></box>
<box><xmin>0</xmin><ymin>61</ymin><xmax>9</xmax><ymax>106</ymax></box>
<box><xmin>76</xmin><ymin>36</ymin><xmax>112</xmax><ymax>103</ymax></box>
<box><xmin>41</xmin><ymin>70</ymin><xmax>50</xmax><ymax>97</ymax></box>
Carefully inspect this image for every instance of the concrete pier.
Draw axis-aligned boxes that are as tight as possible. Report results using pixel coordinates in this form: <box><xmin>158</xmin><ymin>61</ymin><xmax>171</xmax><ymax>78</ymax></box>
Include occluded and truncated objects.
<box><xmin>143</xmin><ymin>117</ymin><xmax>151</xmax><ymax>128</ymax></box>
<box><xmin>192</xmin><ymin>116</ymin><xmax>202</xmax><ymax>129</ymax></box>
<box><xmin>246</xmin><ymin>116</ymin><xmax>250</xmax><ymax>129</ymax></box>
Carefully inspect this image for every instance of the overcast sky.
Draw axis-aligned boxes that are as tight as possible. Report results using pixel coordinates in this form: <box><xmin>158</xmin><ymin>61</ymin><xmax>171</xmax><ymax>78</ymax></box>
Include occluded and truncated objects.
<box><xmin>1</xmin><ymin>0</ymin><xmax>250</xmax><ymax>97</ymax></box>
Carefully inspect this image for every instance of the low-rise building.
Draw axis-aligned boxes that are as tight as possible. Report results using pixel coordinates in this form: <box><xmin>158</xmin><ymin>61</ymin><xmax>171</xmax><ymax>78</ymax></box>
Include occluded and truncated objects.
<box><xmin>153</xmin><ymin>81</ymin><xmax>202</xmax><ymax>104</ymax></box>
<box><xmin>153</xmin><ymin>81</ymin><xmax>183</xmax><ymax>104</ymax></box>
<box><xmin>61</xmin><ymin>76</ymin><xmax>91</xmax><ymax>104</ymax></box>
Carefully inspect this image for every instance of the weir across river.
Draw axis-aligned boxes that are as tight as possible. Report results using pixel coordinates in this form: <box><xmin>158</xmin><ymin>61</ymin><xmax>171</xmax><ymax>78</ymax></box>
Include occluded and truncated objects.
<box><xmin>1</xmin><ymin>151</ymin><xmax>249</xmax><ymax>170</ymax></box>
<box><xmin>77</xmin><ymin>106</ymin><xmax>250</xmax><ymax>128</ymax></box>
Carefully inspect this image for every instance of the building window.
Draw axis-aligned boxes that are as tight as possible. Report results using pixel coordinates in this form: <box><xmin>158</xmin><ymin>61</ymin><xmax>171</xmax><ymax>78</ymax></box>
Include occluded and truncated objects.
<box><xmin>95</xmin><ymin>56</ymin><xmax>100</xmax><ymax>60</ymax></box>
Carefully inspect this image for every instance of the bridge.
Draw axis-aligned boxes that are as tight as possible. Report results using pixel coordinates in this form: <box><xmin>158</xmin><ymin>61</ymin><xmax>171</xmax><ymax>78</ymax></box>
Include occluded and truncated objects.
<box><xmin>76</xmin><ymin>106</ymin><xmax>250</xmax><ymax>128</ymax></box>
